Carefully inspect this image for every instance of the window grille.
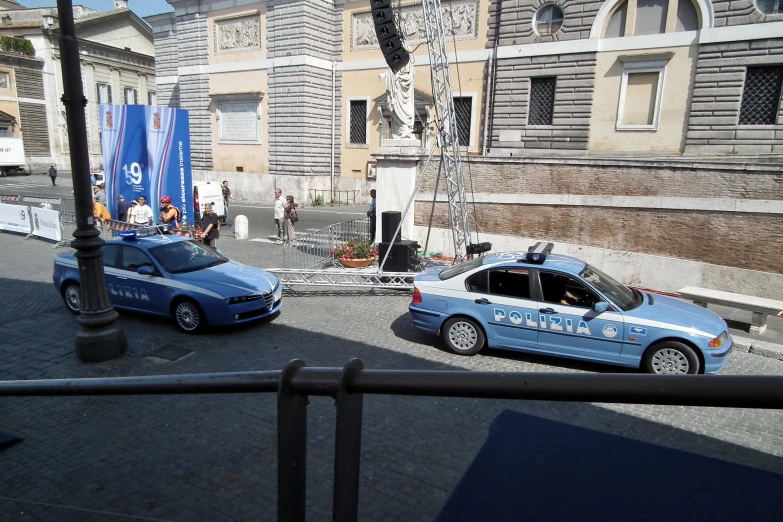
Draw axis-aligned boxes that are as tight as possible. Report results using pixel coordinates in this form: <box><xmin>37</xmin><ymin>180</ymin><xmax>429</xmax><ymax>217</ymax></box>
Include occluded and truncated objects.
<box><xmin>453</xmin><ymin>97</ymin><xmax>472</xmax><ymax>147</ymax></box>
<box><xmin>738</xmin><ymin>66</ymin><xmax>783</xmax><ymax>126</ymax></box>
<box><xmin>349</xmin><ymin>100</ymin><xmax>367</xmax><ymax>144</ymax></box>
<box><xmin>529</xmin><ymin>77</ymin><xmax>556</xmax><ymax>126</ymax></box>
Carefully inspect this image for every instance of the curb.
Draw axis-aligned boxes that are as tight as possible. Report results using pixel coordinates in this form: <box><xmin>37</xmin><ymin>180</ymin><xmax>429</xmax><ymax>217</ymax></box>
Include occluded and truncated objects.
<box><xmin>731</xmin><ymin>336</ymin><xmax>783</xmax><ymax>362</ymax></box>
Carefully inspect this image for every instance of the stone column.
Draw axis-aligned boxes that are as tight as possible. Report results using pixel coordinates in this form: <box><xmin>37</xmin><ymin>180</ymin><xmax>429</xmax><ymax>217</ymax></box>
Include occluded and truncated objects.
<box><xmin>372</xmin><ymin>139</ymin><xmax>423</xmax><ymax>243</ymax></box>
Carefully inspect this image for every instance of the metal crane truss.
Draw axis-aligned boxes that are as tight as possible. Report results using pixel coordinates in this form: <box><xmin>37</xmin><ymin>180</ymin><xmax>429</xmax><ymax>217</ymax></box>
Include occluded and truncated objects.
<box><xmin>269</xmin><ymin>268</ymin><xmax>414</xmax><ymax>289</ymax></box>
<box><xmin>421</xmin><ymin>0</ymin><xmax>472</xmax><ymax>262</ymax></box>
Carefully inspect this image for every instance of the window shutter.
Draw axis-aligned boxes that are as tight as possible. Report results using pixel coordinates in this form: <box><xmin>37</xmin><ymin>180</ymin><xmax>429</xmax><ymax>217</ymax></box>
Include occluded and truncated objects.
<box><xmin>107</xmin><ymin>85</ymin><xmax>112</xmax><ymax>104</ymax></box>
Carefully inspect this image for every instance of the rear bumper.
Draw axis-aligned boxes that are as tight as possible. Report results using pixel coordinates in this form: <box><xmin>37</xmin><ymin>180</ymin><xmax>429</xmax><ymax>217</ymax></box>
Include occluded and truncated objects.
<box><xmin>409</xmin><ymin>305</ymin><xmax>444</xmax><ymax>335</ymax></box>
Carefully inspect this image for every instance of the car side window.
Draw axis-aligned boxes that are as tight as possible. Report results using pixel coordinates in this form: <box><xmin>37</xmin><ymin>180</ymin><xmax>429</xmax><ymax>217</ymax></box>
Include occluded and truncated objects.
<box><xmin>539</xmin><ymin>271</ymin><xmax>600</xmax><ymax>308</ymax></box>
<box><xmin>466</xmin><ymin>270</ymin><xmax>489</xmax><ymax>293</ymax></box>
<box><xmin>488</xmin><ymin>268</ymin><xmax>531</xmax><ymax>300</ymax></box>
<box><xmin>101</xmin><ymin>245</ymin><xmax>120</xmax><ymax>269</ymax></box>
<box><xmin>120</xmin><ymin>246</ymin><xmax>158</xmax><ymax>274</ymax></box>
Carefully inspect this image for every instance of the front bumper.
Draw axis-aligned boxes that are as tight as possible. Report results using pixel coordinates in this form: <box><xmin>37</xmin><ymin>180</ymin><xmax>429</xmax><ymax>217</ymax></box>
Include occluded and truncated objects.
<box><xmin>703</xmin><ymin>337</ymin><xmax>733</xmax><ymax>374</ymax></box>
<box><xmin>409</xmin><ymin>305</ymin><xmax>444</xmax><ymax>335</ymax></box>
<box><xmin>208</xmin><ymin>291</ymin><xmax>283</xmax><ymax>326</ymax></box>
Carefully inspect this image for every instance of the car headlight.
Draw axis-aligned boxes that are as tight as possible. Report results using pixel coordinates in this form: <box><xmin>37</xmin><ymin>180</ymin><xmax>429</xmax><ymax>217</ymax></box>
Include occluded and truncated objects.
<box><xmin>709</xmin><ymin>331</ymin><xmax>728</xmax><ymax>348</ymax></box>
<box><xmin>226</xmin><ymin>295</ymin><xmax>259</xmax><ymax>304</ymax></box>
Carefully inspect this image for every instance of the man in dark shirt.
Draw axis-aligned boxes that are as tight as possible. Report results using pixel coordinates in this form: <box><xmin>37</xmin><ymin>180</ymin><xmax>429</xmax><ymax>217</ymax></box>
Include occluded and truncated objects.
<box><xmin>201</xmin><ymin>203</ymin><xmax>220</xmax><ymax>249</ymax></box>
<box><xmin>221</xmin><ymin>180</ymin><xmax>234</xmax><ymax>225</ymax></box>
<box><xmin>116</xmin><ymin>194</ymin><xmax>130</xmax><ymax>222</ymax></box>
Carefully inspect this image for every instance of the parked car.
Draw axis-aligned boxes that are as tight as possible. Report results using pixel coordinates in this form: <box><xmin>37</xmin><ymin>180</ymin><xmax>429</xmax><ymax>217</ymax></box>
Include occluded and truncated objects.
<box><xmin>410</xmin><ymin>243</ymin><xmax>732</xmax><ymax>374</ymax></box>
<box><xmin>53</xmin><ymin>227</ymin><xmax>282</xmax><ymax>333</ymax></box>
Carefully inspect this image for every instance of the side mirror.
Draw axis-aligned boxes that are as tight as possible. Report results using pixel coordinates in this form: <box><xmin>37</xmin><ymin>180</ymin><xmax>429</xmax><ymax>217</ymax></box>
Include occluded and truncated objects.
<box><xmin>593</xmin><ymin>302</ymin><xmax>609</xmax><ymax>313</ymax></box>
<box><xmin>138</xmin><ymin>265</ymin><xmax>155</xmax><ymax>276</ymax></box>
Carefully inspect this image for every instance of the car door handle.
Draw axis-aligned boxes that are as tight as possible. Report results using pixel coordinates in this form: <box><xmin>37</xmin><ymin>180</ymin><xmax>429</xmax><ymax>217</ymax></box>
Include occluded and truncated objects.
<box><xmin>474</xmin><ymin>298</ymin><xmax>491</xmax><ymax>305</ymax></box>
<box><xmin>117</xmin><ymin>276</ymin><xmax>129</xmax><ymax>280</ymax></box>
<box><xmin>539</xmin><ymin>307</ymin><xmax>556</xmax><ymax>314</ymax></box>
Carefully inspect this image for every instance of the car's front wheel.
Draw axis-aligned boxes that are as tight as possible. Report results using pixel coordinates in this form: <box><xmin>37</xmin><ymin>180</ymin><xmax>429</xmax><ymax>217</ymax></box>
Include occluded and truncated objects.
<box><xmin>644</xmin><ymin>341</ymin><xmax>700</xmax><ymax>375</ymax></box>
<box><xmin>172</xmin><ymin>298</ymin><xmax>205</xmax><ymax>334</ymax></box>
<box><xmin>61</xmin><ymin>281</ymin><xmax>81</xmax><ymax>314</ymax></box>
<box><xmin>442</xmin><ymin>317</ymin><xmax>485</xmax><ymax>355</ymax></box>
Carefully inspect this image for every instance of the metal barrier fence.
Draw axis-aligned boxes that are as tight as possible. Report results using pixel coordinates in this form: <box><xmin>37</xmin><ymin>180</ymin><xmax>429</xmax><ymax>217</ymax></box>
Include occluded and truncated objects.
<box><xmin>308</xmin><ymin>189</ymin><xmax>361</xmax><ymax>207</ymax></box>
<box><xmin>1</xmin><ymin>361</ymin><xmax>781</xmax><ymax>522</ymax></box>
<box><xmin>283</xmin><ymin>217</ymin><xmax>370</xmax><ymax>269</ymax></box>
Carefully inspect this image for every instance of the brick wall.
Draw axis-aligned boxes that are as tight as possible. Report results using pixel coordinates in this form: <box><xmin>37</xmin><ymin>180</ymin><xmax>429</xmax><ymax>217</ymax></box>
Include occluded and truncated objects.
<box><xmin>415</xmin><ymin>201</ymin><xmax>783</xmax><ymax>274</ymax></box>
<box><xmin>487</xmin><ymin>0</ymin><xmax>603</xmax><ymax>46</ymax></box>
<box><xmin>153</xmin><ymin>28</ymin><xmax>179</xmax><ymax>79</ymax></box>
<box><xmin>490</xmin><ymin>53</ymin><xmax>596</xmax><ymax>150</ymax></box>
<box><xmin>684</xmin><ymin>39</ymin><xmax>783</xmax><ymax>155</ymax></box>
<box><xmin>267</xmin><ymin>0</ymin><xmax>342</xmax><ymax>176</ymax></box>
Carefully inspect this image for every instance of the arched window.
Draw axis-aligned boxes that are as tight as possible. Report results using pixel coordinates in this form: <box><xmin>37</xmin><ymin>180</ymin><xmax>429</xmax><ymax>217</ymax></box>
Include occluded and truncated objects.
<box><xmin>634</xmin><ymin>0</ymin><xmax>668</xmax><ymax>36</ymax></box>
<box><xmin>676</xmin><ymin>0</ymin><xmax>699</xmax><ymax>31</ymax></box>
<box><xmin>535</xmin><ymin>5</ymin><xmax>565</xmax><ymax>36</ymax></box>
<box><xmin>604</xmin><ymin>1</ymin><xmax>627</xmax><ymax>38</ymax></box>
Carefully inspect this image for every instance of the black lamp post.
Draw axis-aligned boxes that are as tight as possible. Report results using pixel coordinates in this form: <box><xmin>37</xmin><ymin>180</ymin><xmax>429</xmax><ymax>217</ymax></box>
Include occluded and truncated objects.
<box><xmin>57</xmin><ymin>0</ymin><xmax>127</xmax><ymax>362</ymax></box>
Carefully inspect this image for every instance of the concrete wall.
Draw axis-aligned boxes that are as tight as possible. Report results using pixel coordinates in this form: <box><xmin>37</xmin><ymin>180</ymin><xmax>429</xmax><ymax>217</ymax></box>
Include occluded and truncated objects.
<box><xmin>589</xmin><ymin>45</ymin><xmax>697</xmax><ymax>153</ymax></box>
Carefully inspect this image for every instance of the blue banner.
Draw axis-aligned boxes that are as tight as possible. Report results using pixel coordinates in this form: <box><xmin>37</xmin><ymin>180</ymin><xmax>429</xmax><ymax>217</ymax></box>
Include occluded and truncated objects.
<box><xmin>100</xmin><ymin>104</ymin><xmax>193</xmax><ymax>227</ymax></box>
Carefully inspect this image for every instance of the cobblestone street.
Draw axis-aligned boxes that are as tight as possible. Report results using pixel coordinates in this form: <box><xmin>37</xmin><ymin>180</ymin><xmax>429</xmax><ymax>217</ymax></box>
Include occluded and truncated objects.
<box><xmin>1</xmin><ymin>232</ymin><xmax>782</xmax><ymax>521</ymax></box>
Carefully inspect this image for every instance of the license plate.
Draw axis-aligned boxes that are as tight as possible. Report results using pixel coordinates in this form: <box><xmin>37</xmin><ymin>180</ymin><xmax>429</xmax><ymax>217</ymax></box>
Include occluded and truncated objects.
<box><xmin>274</xmin><ymin>290</ymin><xmax>282</xmax><ymax>302</ymax></box>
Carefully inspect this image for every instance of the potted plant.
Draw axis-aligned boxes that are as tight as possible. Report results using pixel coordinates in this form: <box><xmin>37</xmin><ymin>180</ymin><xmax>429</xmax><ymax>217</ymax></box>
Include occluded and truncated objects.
<box><xmin>332</xmin><ymin>237</ymin><xmax>378</xmax><ymax>268</ymax></box>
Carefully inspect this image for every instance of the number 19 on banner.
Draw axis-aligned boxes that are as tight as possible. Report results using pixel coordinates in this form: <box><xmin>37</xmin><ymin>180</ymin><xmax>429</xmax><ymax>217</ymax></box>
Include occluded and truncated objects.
<box><xmin>123</xmin><ymin>162</ymin><xmax>144</xmax><ymax>186</ymax></box>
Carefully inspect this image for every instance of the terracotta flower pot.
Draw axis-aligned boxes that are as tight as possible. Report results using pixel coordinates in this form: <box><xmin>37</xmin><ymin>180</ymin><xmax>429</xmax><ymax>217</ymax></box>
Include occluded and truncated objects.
<box><xmin>339</xmin><ymin>257</ymin><xmax>375</xmax><ymax>268</ymax></box>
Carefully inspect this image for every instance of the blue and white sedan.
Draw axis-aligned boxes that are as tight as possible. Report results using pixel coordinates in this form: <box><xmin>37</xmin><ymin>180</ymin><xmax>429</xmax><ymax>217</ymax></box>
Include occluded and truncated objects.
<box><xmin>410</xmin><ymin>243</ymin><xmax>732</xmax><ymax>374</ymax></box>
<box><xmin>53</xmin><ymin>229</ymin><xmax>282</xmax><ymax>333</ymax></box>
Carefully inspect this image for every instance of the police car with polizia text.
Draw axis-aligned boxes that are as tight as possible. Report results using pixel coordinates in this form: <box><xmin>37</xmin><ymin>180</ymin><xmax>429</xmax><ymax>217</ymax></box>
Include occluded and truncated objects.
<box><xmin>53</xmin><ymin>226</ymin><xmax>282</xmax><ymax>333</ymax></box>
<box><xmin>410</xmin><ymin>243</ymin><xmax>732</xmax><ymax>374</ymax></box>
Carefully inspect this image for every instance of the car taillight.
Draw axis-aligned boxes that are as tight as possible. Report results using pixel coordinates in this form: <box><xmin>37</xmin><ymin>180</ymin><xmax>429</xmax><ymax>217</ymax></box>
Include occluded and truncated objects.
<box><xmin>412</xmin><ymin>287</ymin><xmax>422</xmax><ymax>304</ymax></box>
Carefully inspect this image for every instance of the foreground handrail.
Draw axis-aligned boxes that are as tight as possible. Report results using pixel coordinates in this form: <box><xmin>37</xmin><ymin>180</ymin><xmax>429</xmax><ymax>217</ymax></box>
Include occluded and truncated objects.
<box><xmin>3</xmin><ymin>360</ymin><xmax>783</xmax><ymax>522</ymax></box>
<box><xmin>2</xmin><ymin>366</ymin><xmax>782</xmax><ymax>409</ymax></box>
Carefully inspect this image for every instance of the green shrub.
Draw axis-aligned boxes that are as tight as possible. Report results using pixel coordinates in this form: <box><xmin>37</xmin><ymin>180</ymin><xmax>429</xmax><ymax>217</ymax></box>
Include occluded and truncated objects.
<box><xmin>0</xmin><ymin>36</ymin><xmax>35</xmax><ymax>56</ymax></box>
<box><xmin>313</xmin><ymin>195</ymin><xmax>324</xmax><ymax>206</ymax></box>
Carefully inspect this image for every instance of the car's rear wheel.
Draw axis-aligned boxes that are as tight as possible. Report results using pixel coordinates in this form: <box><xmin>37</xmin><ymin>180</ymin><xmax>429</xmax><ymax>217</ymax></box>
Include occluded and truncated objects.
<box><xmin>644</xmin><ymin>341</ymin><xmax>700</xmax><ymax>375</ymax></box>
<box><xmin>442</xmin><ymin>317</ymin><xmax>485</xmax><ymax>355</ymax></box>
<box><xmin>61</xmin><ymin>281</ymin><xmax>81</xmax><ymax>314</ymax></box>
<box><xmin>173</xmin><ymin>298</ymin><xmax>205</xmax><ymax>334</ymax></box>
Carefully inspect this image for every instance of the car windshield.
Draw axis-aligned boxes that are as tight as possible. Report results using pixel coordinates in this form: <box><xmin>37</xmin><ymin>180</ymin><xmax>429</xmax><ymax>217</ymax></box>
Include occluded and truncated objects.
<box><xmin>148</xmin><ymin>240</ymin><xmax>228</xmax><ymax>274</ymax></box>
<box><xmin>579</xmin><ymin>263</ymin><xmax>641</xmax><ymax>311</ymax></box>
<box><xmin>438</xmin><ymin>258</ymin><xmax>484</xmax><ymax>280</ymax></box>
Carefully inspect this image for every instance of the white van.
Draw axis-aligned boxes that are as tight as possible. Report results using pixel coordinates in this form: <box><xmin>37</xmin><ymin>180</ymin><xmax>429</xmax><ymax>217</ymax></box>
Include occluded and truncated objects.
<box><xmin>193</xmin><ymin>181</ymin><xmax>226</xmax><ymax>223</ymax></box>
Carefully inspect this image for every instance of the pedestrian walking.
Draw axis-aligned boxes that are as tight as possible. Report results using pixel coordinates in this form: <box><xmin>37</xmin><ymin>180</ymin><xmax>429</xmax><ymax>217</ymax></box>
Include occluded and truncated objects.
<box><xmin>274</xmin><ymin>188</ymin><xmax>285</xmax><ymax>244</ymax></box>
<box><xmin>367</xmin><ymin>189</ymin><xmax>377</xmax><ymax>243</ymax></box>
<box><xmin>116</xmin><ymin>195</ymin><xmax>130</xmax><ymax>222</ymax></box>
<box><xmin>132</xmin><ymin>195</ymin><xmax>153</xmax><ymax>226</ymax></box>
<box><xmin>221</xmin><ymin>180</ymin><xmax>235</xmax><ymax>225</ymax></box>
<box><xmin>284</xmin><ymin>195</ymin><xmax>298</xmax><ymax>246</ymax></box>
<box><xmin>201</xmin><ymin>203</ymin><xmax>220</xmax><ymax>249</ymax></box>
<box><xmin>48</xmin><ymin>165</ymin><xmax>57</xmax><ymax>186</ymax></box>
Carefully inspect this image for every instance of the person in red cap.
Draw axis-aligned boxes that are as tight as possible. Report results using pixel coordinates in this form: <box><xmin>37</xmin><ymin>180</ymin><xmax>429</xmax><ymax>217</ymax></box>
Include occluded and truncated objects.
<box><xmin>158</xmin><ymin>196</ymin><xmax>180</xmax><ymax>229</ymax></box>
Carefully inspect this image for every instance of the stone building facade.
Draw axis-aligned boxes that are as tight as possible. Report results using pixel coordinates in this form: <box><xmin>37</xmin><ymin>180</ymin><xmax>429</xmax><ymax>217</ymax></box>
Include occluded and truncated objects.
<box><xmin>0</xmin><ymin>1</ymin><xmax>156</xmax><ymax>169</ymax></box>
<box><xmin>150</xmin><ymin>0</ymin><xmax>783</xmax><ymax>295</ymax></box>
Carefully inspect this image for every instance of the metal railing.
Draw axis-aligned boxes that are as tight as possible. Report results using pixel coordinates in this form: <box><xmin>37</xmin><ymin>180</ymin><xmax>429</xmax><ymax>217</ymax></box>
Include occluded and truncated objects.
<box><xmin>283</xmin><ymin>217</ymin><xmax>370</xmax><ymax>269</ymax></box>
<box><xmin>308</xmin><ymin>189</ymin><xmax>361</xmax><ymax>207</ymax></box>
<box><xmin>1</xmin><ymin>361</ymin><xmax>782</xmax><ymax>522</ymax></box>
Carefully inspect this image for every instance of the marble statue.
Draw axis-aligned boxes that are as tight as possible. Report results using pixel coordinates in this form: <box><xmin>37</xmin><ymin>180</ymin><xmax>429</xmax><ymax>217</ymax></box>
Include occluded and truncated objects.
<box><xmin>379</xmin><ymin>54</ymin><xmax>415</xmax><ymax>140</ymax></box>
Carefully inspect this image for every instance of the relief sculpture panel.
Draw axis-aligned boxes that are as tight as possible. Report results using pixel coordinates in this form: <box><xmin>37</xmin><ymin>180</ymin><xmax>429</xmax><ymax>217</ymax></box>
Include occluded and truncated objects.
<box><xmin>214</xmin><ymin>14</ymin><xmax>261</xmax><ymax>54</ymax></box>
<box><xmin>352</xmin><ymin>0</ymin><xmax>477</xmax><ymax>52</ymax></box>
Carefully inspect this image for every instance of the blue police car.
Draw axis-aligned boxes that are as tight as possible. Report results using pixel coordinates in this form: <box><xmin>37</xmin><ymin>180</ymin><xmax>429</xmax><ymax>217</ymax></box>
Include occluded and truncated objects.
<box><xmin>53</xmin><ymin>228</ymin><xmax>282</xmax><ymax>333</ymax></box>
<box><xmin>410</xmin><ymin>243</ymin><xmax>732</xmax><ymax>375</ymax></box>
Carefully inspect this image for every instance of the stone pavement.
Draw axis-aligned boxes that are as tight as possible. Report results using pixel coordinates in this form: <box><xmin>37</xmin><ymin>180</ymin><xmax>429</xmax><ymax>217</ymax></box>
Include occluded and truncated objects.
<box><xmin>1</xmin><ymin>232</ymin><xmax>782</xmax><ymax>521</ymax></box>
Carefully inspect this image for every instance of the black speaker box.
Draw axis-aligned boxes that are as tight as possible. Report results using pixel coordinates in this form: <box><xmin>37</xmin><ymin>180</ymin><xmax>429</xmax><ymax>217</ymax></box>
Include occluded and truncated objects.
<box><xmin>370</xmin><ymin>0</ymin><xmax>410</xmax><ymax>72</ymax></box>
<box><xmin>379</xmin><ymin>240</ymin><xmax>418</xmax><ymax>272</ymax></box>
<box><xmin>381</xmin><ymin>211</ymin><xmax>402</xmax><ymax>243</ymax></box>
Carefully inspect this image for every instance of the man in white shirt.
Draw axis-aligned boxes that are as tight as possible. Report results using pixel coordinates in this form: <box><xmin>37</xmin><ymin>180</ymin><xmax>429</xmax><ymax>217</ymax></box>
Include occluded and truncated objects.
<box><xmin>273</xmin><ymin>188</ymin><xmax>284</xmax><ymax>244</ymax></box>
<box><xmin>133</xmin><ymin>195</ymin><xmax>153</xmax><ymax>226</ymax></box>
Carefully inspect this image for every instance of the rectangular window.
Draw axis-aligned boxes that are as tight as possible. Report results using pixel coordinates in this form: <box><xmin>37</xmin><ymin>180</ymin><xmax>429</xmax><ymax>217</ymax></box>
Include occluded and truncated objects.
<box><xmin>739</xmin><ymin>66</ymin><xmax>783</xmax><ymax>126</ymax></box>
<box><xmin>453</xmin><ymin>96</ymin><xmax>473</xmax><ymax>147</ymax></box>
<box><xmin>617</xmin><ymin>66</ymin><xmax>665</xmax><ymax>130</ymax></box>
<box><xmin>96</xmin><ymin>83</ymin><xmax>112</xmax><ymax>104</ymax></box>
<box><xmin>528</xmin><ymin>77</ymin><xmax>556</xmax><ymax>126</ymax></box>
<box><xmin>148</xmin><ymin>91</ymin><xmax>157</xmax><ymax>106</ymax></box>
<box><xmin>348</xmin><ymin>99</ymin><xmax>367</xmax><ymax>145</ymax></box>
<box><xmin>124</xmin><ymin>87</ymin><xmax>138</xmax><ymax>105</ymax></box>
<box><xmin>489</xmin><ymin>269</ymin><xmax>531</xmax><ymax>300</ymax></box>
